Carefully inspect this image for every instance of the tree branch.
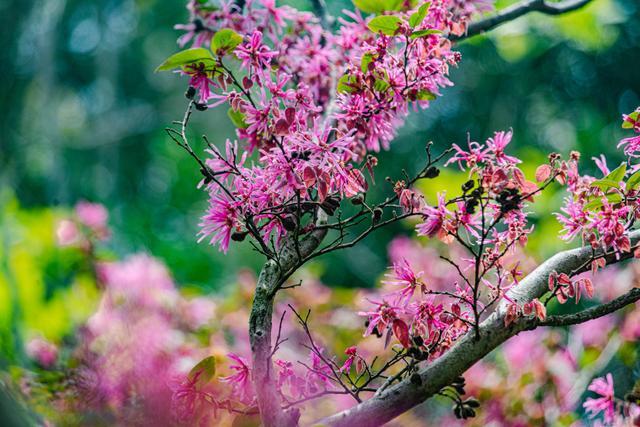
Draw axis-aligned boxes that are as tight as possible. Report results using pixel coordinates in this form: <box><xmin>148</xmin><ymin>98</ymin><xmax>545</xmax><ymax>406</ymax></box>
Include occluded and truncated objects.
<box><xmin>318</xmin><ymin>230</ymin><xmax>640</xmax><ymax>427</ymax></box>
<box><xmin>249</xmin><ymin>213</ymin><xmax>328</xmax><ymax>427</ymax></box>
<box><xmin>539</xmin><ymin>288</ymin><xmax>640</xmax><ymax>327</ymax></box>
<box><xmin>454</xmin><ymin>0</ymin><xmax>594</xmax><ymax>41</ymax></box>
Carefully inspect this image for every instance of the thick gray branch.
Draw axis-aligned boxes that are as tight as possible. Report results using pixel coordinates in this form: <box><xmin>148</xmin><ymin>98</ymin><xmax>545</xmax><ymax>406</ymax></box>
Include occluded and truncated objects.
<box><xmin>250</xmin><ymin>214</ymin><xmax>327</xmax><ymax>427</ymax></box>
<box><xmin>454</xmin><ymin>0</ymin><xmax>594</xmax><ymax>41</ymax></box>
<box><xmin>318</xmin><ymin>230</ymin><xmax>640</xmax><ymax>427</ymax></box>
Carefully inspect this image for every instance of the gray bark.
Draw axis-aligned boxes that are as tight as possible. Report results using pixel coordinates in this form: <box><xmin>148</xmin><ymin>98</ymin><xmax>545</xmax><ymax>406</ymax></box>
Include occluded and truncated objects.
<box><xmin>249</xmin><ymin>215</ymin><xmax>327</xmax><ymax>427</ymax></box>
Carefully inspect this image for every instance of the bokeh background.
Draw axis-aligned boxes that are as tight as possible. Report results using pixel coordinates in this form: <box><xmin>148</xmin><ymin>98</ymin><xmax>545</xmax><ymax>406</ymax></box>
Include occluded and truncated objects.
<box><xmin>1</xmin><ymin>0</ymin><xmax>639</xmax><ymax>362</ymax></box>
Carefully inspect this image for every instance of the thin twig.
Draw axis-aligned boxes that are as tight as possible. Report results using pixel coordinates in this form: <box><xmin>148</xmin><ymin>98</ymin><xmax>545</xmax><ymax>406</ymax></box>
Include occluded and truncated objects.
<box><xmin>454</xmin><ymin>0</ymin><xmax>594</xmax><ymax>41</ymax></box>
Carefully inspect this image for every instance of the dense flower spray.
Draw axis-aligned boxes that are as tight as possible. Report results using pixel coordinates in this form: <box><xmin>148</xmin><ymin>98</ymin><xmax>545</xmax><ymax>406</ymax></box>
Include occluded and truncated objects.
<box><xmin>160</xmin><ymin>0</ymin><xmax>492</xmax><ymax>254</ymax></box>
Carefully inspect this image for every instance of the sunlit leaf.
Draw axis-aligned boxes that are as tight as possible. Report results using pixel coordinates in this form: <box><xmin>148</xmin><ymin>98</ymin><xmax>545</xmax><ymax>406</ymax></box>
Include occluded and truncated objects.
<box><xmin>155</xmin><ymin>48</ymin><xmax>215</xmax><ymax>72</ymax></box>
<box><xmin>409</xmin><ymin>29</ymin><xmax>441</xmax><ymax>39</ymax></box>
<box><xmin>373</xmin><ymin>78</ymin><xmax>390</xmax><ymax>92</ymax></box>
<box><xmin>622</xmin><ymin>111</ymin><xmax>639</xmax><ymax>129</ymax></box>
<box><xmin>416</xmin><ymin>89</ymin><xmax>436</xmax><ymax>101</ymax></box>
<box><xmin>584</xmin><ymin>193</ymin><xmax>623</xmax><ymax>211</ymax></box>
<box><xmin>337</xmin><ymin>74</ymin><xmax>359</xmax><ymax>93</ymax></box>
<box><xmin>353</xmin><ymin>0</ymin><xmax>405</xmax><ymax>14</ymax></box>
<box><xmin>188</xmin><ymin>356</ymin><xmax>216</xmax><ymax>388</ymax></box>
<box><xmin>627</xmin><ymin>169</ymin><xmax>640</xmax><ymax>188</ymax></box>
<box><xmin>590</xmin><ymin>178</ymin><xmax>620</xmax><ymax>190</ymax></box>
<box><xmin>228</xmin><ymin>108</ymin><xmax>248</xmax><ymax>129</ymax></box>
<box><xmin>605</xmin><ymin>162</ymin><xmax>626</xmax><ymax>183</ymax></box>
<box><xmin>211</xmin><ymin>28</ymin><xmax>243</xmax><ymax>55</ymax></box>
<box><xmin>361</xmin><ymin>52</ymin><xmax>376</xmax><ymax>73</ymax></box>
<box><xmin>409</xmin><ymin>2</ymin><xmax>431</xmax><ymax>28</ymax></box>
<box><xmin>367</xmin><ymin>16</ymin><xmax>403</xmax><ymax>36</ymax></box>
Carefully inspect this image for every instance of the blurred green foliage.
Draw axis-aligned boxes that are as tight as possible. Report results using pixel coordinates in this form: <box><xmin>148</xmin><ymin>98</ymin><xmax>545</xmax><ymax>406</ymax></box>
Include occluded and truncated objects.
<box><xmin>1</xmin><ymin>0</ymin><xmax>639</xmax><ymax>294</ymax></box>
<box><xmin>0</xmin><ymin>191</ymin><xmax>100</xmax><ymax>365</ymax></box>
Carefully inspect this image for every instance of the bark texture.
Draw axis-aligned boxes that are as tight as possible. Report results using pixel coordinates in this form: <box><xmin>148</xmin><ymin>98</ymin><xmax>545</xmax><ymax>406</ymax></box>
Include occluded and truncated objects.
<box><xmin>249</xmin><ymin>218</ymin><xmax>327</xmax><ymax>427</ymax></box>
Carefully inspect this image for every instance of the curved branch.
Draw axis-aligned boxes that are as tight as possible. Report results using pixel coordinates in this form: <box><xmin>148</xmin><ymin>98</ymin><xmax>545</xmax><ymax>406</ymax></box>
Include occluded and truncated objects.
<box><xmin>540</xmin><ymin>288</ymin><xmax>640</xmax><ymax>327</ymax></box>
<box><xmin>318</xmin><ymin>230</ymin><xmax>640</xmax><ymax>427</ymax></box>
<box><xmin>454</xmin><ymin>0</ymin><xmax>594</xmax><ymax>41</ymax></box>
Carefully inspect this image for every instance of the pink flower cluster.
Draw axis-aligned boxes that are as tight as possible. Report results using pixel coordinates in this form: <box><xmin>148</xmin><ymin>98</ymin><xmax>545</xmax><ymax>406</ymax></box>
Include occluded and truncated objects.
<box><xmin>584</xmin><ymin>373</ymin><xmax>617</xmax><ymax>424</ymax></box>
<box><xmin>358</xmin><ymin>258</ymin><xmax>467</xmax><ymax>357</ymax></box>
<box><xmin>71</xmin><ymin>254</ymin><xmax>216</xmax><ymax>424</ymax></box>
<box><xmin>358</xmin><ymin>129</ymin><xmax>555</xmax><ymax>350</ymax></box>
<box><xmin>556</xmin><ymin>111</ymin><xmax>640</xmax><ymax>256</ymax></box>
<box><xmin>25</xmin><ymin>337</ymin><xmax>58</xmax><ymax>368</ymax></box>
<box><xmin>618</xmin><ymin>107</ymin><xmax>640</xmax><ymax>158</ymax></box>
<box><xmin>167</xmin><ymin>0</ymin><xmax>493</xmax><ymax>253</ymax></box>
<box><xmin>55</xmin><ymin>201</ymin><xmax>110</xmax><ymax>248</ymax></box>
<box><xmin>422</xmin><ymin>130</ymin><xmax>538</xmax><ymax>249</ymax></box>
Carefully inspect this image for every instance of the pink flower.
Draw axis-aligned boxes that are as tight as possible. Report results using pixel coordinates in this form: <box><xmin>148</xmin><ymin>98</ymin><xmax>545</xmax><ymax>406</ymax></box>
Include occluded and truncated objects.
<box><xmin>220</xmin><ymin>353</ymin><xmax>254</xmax><ymax>404</ymax></box>
<box><xmin>416</xmin><ymin>193</ymin><xmax>451</xmax><ymax>240</ymax></box>
<box><xmin>583</xmin><ymin>373</ymin><xmax>616</xmax><ymax>424</ymax></box>
<box><xmin>339</xmin><ymin>346</ymin><xmax>357</xmax><ymax>373</ymax></box>
<box><xmin>183</xmin><ymin>62</ymin><xmax>217</xmax><ymax>103</ymax></box>
<box><xmin>171</xmin><ymin>372</ymin><xmax>215</xmax><ymax>422</ymax></box>
<box><xmin>306</xmin><ymin>350</ymin><xmax>333</xmax><ymax>387</ymax></box>
<box><xmin>235</xmin><ymin>30</ymin><xmax>277</xmax><ymax>74</ymax></box>
<box><xmin>382</xmin><ymin>259</ymin><xmax>425</xmax><ymax>303</ymax></box>
<box><xmin>445</xmin><ymin>138</ymin><xmax>486</xmax><ymax>169</ymax></box>
<box><xmin>618</xmin><ymin>134</ymin><xmax>640</xmax><ymax>158</ymax></box>
<box><xmin>76</xmin><ymin>201</ymin><xmax>108</xmax><ymax>231</ymax></box>
<box><xmin>486</xmin><ymin>130</ymin><xmax>520</xmax><ymax>166</ymax></box>
<box><xmin>26</xmin><ymin>337</ymin><xmax>58</xmax><ymax>368</ymax></box>
<box><xmin>198</xmin><ymin>193</ymin><xmax>241</xmax><ymax>253</ymax></box>
<box><xmin>358</xmin><ymin>300</ymin><xmax>402</xmax><ymax>338</ymax></box>
<box><xmin>411</xmin><ymin>299</ymin><xmax>446</xmax><ymax>332</ymax></box>
<box><xmin>55</xmin><ymin>219</ymin><xmax>80</xmax><ymax>246</ymax></box>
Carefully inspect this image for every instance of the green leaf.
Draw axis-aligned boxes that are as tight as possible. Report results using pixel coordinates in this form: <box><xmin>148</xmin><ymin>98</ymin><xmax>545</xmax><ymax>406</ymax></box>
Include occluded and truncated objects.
<box><xmin>361</xmin><ymin>52</ymin><xmax>376</xmax><ymax>73</ymax></box>
<box><xmin>416</xmin><ymin>89</ymin><xmax>436</xmax><ymax>101</ymax></box>
<box><xmin>195</xmin><ymin>0</ymin><xmax>219</xmax><ymax>12</ymax></box>
<box><xmin>409</xmin><ymin>28</ymin><xmax>441</xmax><ymax>39</ymax></box>
<box><xmin>590</xmin><ymin>179</ymin><xmax>621</xmax><ymax>190</ymax></box>
<box><xmin>337</xmin><ymin>74</ymin><xmax>359</xmax><ymax>93</ymax></box>
<box><xmin>622</xmin><ymin>111</ymin><xmax>639</xmax><ymax>129</ymax></box>
<box><xmin>373</xmin><ymin>78</ymin><xmax>390</xmax><ymax>92</ymax></box>
<box><xmin>627</xmin><ymin>169</ymin><xmax>640</xmax><ymax>189</ymax></box>
<box><xmin>353</xmin><ymin>0</ymin><xmax>405</xmax><ymax>14</ymax></box>
<box><xmin>211</xmin><ymin>28</ymin><xmax>243</xmax><ymax>55</ymax></box>
<box><xmin>232</xmin><ymin>414</ymin><xmax>261</xmax><ymax>427</ymax></box>
<box><xmin>367</xmin><ymin>16</ymin><xmax>403</xmax><ymax>35</ymax></box>
<box><xmin>155</xmin><ymin>48</ymin><xmax>215</xmax><ymax>72</ymax></box>
<box><xmin>188</xmin><ymin>356</ymin><xmax>216</xmax><ymax>388</ymax></box>
<box><xmin>409</xmin><ymin>2</ymin><xmax>431</xmax><ymax>28</ymax></box>
<box><xmin>228</xmin><ymin>108</ymin><xmax>248</xmax><ymax>129</ymax></box>
<box><xmin>605</xmin><ymin>162</ymin><xmax>627</xmax><ymax>183</ymax></box>
<box><xmin>584</xmin><ymin>193</ymin><xmax>623</xmax><ymax>211</ymax></box>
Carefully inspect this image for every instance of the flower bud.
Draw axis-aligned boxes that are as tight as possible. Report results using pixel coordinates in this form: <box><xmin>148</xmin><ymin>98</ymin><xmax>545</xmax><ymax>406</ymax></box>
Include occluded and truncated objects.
<box><xmin>350</xmin><ymin>194</ymin><xmax>364</xmax><ymax>205</ymax></box>
<box><xmin>461</xmin><ymin>180</ymin><xmax>474</xmax><ymax>192</ymax></box>
<box><xmin>424</xmin><ymin>166</ymin><xmax>440</xmax><ymax>179</ymax></box>
<box><xmin>372</xmin><ymin>207</ymin><xmax>383</xmax><ymax>223</ymax></box>
<box><xmin>231</xmin><ymin>231</ymin><xmax>248</xmax><ymax>242</ymax></box>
